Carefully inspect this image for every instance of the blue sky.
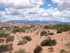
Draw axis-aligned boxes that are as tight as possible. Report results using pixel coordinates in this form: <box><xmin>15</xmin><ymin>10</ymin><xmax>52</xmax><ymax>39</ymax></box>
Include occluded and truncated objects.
<box><xmin>0</xmin><ymin>7</ymin><xmax>5</xmax><ymax>11</ymax></box>
<box><xmin>40</xmin><ymin>0</ymin><xmax>58</xmax><ymax>9</ymax></box>
<box><xmin>0</xmin><ymin>0</ymin><xmax>70</xmax><ymax>22</ymax></box>
<box><xmin>0</xmin><ymin>0</ymin><xmax>59</xmax><ymax>11</ymax></box>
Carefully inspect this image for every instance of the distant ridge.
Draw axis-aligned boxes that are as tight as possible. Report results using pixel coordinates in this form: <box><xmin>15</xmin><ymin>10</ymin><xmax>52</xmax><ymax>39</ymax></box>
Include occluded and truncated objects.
<box><xmin>6</xmin><ymin>20</ymin><xmax>70</xmax><ymax>24</ymax></box>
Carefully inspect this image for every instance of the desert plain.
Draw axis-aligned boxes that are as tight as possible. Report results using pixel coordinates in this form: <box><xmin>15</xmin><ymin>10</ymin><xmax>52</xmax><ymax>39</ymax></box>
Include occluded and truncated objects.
<box><xmin>0</xmin><ymin>23</ymin><xmax>70</xmax><ymax>53</ymax></box>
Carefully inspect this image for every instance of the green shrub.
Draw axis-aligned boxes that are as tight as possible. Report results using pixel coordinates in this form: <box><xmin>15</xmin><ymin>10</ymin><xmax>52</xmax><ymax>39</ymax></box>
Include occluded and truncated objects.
<box><xmin>0</xmin><ymin>38</ymin><xmax>4</xmax><ymax>43</ymax></box>
<box><xmin>47</xmin><ymin>37</ymin><xmax>51</xmax><ymax>40</ymax></box>
<box><xmin>12</xmin><ymin>27</ymin><xmax>25</xmax><ymax>33</ymax></box>
<box><xmin>44</xmin><ymin>24</ymin><xmax>70</xmax><ymax>31</ymax></box>
<box><xmin>51</xmin><ymin>39</ymin><xmax>57</xmax><ymax>45</ymax></box>
<box><xmin>48</xmin><ymin>47</ymin><xmax>54</xmax><ymax>52</ymax></box>
<box><xmin>8</xmin><ymin>43</ymin><xmax>13</xmax><ymax>53</ymax></box>
<box><xmin>6</xmin><ymin>36</ymin><xmax>14</xmax><ymax>43</ymax></box>
<box><xmin>18</xmin><ymin>39</ymin><xmax>27</xmax><ymax>45</ymax></box>
<box><xmin>34</xmin><ymin>46</ymin><xmax>42</xmax><ymax>53</ymax></box>
<box><xmin>48</xmin><ymin>32</ymin><xmax>54</xmax><ymax>35</ymax></box>
<box><xmin>0</xmin><ymin>33</ymin><xmax>9</xmax><ymax>37</ymax></box>
<box><xmin>22</xmin><ymin>26</ymin><xmax>31</xmax><ymax>30</ymax></box>
<box><xmin>0</xmin><ymin>45</ymin><xmax>8</xmax><ymax>53</ymax></box>
<box><xmin>22</xmin><ymin>36</ymin><xmax>32</xmax><ymax>41</ymax></box>
<box><xmin>0</xmin><ymin>43</ymin><xmax>13</xmax><ymax>53</ymax></box>
<box><xmin>40</xmin><ymin>31</ymin><xmax>48</xmax><ymax>36</ymax></box>
<box><xmin>57</xmin><ymin>30</ymin><xmax>62</xmax><ymax>33</ymax></box>
<box><xmin>41</xmin><ymin>37</ymin><xmax>57</xmax><ymax>46</ymax></box>
<box><xmin>60</xmin><ymin>49</ymin><xmax>67</xmax><ymax>53</ymax></box>
<box><xmin>44</xmin><ymin>25</ymin><xmax>50</xmax><ymax>29</ymax></box>
<box><xmin>14</xmin><ymin>49</ymin><xmax>26</xmax><ymax>53</ymax></box>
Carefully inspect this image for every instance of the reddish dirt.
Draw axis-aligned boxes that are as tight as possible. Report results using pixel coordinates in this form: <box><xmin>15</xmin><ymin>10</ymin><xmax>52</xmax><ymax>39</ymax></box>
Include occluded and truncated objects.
<box><xmin>0</xmin><ymin>23</ymin><xmax>70</xmax><ymax>53</ymax></box>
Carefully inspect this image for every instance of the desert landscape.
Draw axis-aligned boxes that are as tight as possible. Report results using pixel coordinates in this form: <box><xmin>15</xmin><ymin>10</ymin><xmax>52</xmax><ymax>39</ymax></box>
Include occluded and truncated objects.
<box><xmin>0</xmin><ymin>23</ymin><xmax>70</xmax><ymax>53</ymax></box>
<box><xmin>0</xmin><ymin>0</ymin><xmax>70</xmax><ymax>53</ymax></box>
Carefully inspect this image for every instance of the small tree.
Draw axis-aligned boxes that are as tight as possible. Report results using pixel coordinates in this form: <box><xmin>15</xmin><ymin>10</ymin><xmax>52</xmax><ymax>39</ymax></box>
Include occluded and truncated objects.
<box><xmin>34</xmin><ymin>45</ymin><xmax>42</xmax><ymax>53</ymax></box>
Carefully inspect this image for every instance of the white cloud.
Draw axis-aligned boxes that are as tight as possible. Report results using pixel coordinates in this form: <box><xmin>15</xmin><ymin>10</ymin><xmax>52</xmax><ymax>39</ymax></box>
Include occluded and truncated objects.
<box><xmin>51</xmin><ymin>0</ymin><xmax>63</xmax><ymax>4</ymax></box>
<box><xmin>60</xmin><ymin>0</ymin><xmax>70</xmax><ymax>9</ymax></box>
<box><xmin>48</xmin><ymin>4</ymin><xmax>51</xmax><ymax>6</ymax></box>
<box><xmin>0</xmin><ymin>7</ymin><xmax>70</xmax><ymax>22</ymax></box>
<box><xmin>51</xmin><ymin>0</ymin><xmax>70</xmax><ymax>9</ymax></box>
<box><xmin>0</xmin><ymin>0</ymin><xmax>44</xmax><ymax>9</ymax></box>
<box><xmin>0</xmin><ymin>0</ymin><xmax>70</xmax><ymax>22</ymax></box>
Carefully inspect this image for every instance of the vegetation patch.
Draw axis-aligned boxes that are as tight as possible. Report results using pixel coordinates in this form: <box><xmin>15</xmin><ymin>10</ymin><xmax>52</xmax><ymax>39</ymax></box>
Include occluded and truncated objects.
<box><xmin>34</xmin><ymin>45</ymin><xmax>42</xmax><ymax>53</ymax></box>
<box><xmin>0</xmin><ymin>43</ymin><xmax>13</xmax><ymax>53</ymax></box>
<box><xmin>6</xmin><ymin>36</ymin><xmax>14</xmax><ymax>43</ymax></box>
<box><xmin>48</xmin><ymin>32</ymin><xmax>54</xmax><ymax>35</ymax></box>
<box><xmin>40</xmin><ymin>31</ymin><xmax>48</xmax><ymax>36</ymax></box>
<box><xmin>60</xmin><ymin>49</ymin><xmax>67</xmax><ymax>53</ymax></box>
<box><xmin>44</xmin><ymin>24</ymin><xmax>70</xmax><ymax>31</ymax></box>
<box><xmin>48</xmin><ymin>47</ymin><xmax>54</xmax><ymax>52</ymax></box>
<box><xmin>18</xmin><ymin>39</ymin><xmax>27</xmax><ymax>45</ymax></box>
<box><xmin>22</xmin><ymin>36</ymin><xmax>32</xmax><ymax>41</ymax></box>
<box><xmin>57</xmin><ymin>30</ymin><xmax>62</xmax><ymax>33</ymax></box>
<box><xmin>12</xmin><ymin>27</ymin><xmax>25</xmax><ymax>33</ymax></box>
<box><xmin>0</xmin><ymin>33</ymin><xmax>9</xmax><ymax>37</ymax></box>
<box><xmin>14</xmin><ymin>49</ymin><xmax>26</xmax><ymax>53</ymax></box>
<box><xmin>41</xmin><ymin>37</ymin><xmax>57</xmax><ymax>46</ymax></box>
<box><xmin>0</xmin><ymin>38</ymin><xmax>4</xmax><ymax>43</ymax></box>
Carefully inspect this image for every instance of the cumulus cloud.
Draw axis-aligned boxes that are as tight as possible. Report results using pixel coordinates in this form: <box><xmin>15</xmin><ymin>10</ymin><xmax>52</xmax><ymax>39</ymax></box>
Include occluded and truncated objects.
<box><xmin>60</xmin><ymin>0</ymin><xmax>70</xmax><ymax>9</ymax></box>
<box><xmin>0</xmin><ymin>7</ymin><xmax>70</xmax><ymax>22</ymax></box>
<box><xmin>51</xmin><ymin>0</ymin><xmax>70</xmax><ymax>9</ymax></box>
<box><xmin>51</xmin><ymin>0</ymin><xmax>63</xmax><ymax>4</ymax></box>
<box><xmin>0</xmin><ymin>0</ymin><xmax>43</xmax><ymax>8</ymax></box>
<box><xmin>0</xmin><ymin>0</ymin><xmax>70</xmax><ymax>22</ymax></box>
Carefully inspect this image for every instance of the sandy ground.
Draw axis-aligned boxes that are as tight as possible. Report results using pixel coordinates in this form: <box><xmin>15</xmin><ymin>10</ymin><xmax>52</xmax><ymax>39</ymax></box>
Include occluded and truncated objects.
<box><xmin>5</xmin><ymin>31</ymin><xmax>70</xmax><ymax>53</ymax></box>
<box><xmin>0</xmin><ymin>23</ymin><xmax>70</xmax><ymax>53</ymax></box>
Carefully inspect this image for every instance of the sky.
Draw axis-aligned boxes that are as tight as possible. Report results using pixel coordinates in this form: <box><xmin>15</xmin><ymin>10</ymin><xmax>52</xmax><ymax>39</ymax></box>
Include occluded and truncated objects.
<box><xmin>0</xmin><ymin>0</ymin><xmax>70</xmax><ymax>22</ymax></box>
